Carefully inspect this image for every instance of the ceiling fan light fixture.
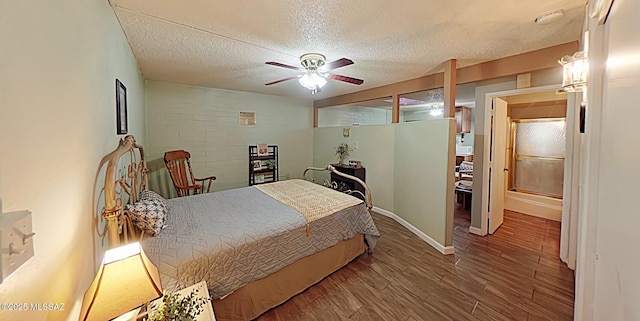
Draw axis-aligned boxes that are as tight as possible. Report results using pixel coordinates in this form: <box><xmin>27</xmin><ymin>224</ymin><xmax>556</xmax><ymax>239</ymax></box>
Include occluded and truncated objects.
<box><xmin>300</xmin><ymin>53</ymin><xmax>326</xmax><ymax>71</ymax></box>
<box><xmin>298</xmin><ymin>72</ymin><xmax>326</xmax><ymax>91</ymax></box>
<box><xmin>265</xmin><ymin>52</ymin><xmax>362</xmax><ymax>93</ymax></box>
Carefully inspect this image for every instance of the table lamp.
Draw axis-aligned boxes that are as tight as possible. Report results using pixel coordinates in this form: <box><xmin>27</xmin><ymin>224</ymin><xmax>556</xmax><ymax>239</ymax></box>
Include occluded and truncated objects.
<box><xmin>79</xmin><ymin>242</ymin><xmax>162</xmax><ymax>321</ymax></box>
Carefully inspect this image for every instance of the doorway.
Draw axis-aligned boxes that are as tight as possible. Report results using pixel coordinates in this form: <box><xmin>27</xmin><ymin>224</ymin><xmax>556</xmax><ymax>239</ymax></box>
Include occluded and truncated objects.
<box><xmin>478</xmin><ymin>85</ymin><xmax>575</xmax><ymax>235</ymax></box>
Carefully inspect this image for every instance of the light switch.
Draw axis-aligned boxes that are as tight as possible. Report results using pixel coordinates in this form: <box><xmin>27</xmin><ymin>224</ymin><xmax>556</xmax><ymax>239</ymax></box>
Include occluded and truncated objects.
<box><xmin>0</xmin><ymin>210</ymin><xmax>35</xmax><ymax>283</ymax></box>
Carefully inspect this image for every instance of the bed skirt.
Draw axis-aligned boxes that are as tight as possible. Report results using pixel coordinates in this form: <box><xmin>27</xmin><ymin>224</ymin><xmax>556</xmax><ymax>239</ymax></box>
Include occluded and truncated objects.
<box><xmin>212</xmin><ymin>234</ymin><xmax>365</xmax><ymax>321</ymax></box>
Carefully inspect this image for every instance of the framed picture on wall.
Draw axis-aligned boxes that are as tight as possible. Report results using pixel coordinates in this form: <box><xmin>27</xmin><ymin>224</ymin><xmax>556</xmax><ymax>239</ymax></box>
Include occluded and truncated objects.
<box><xmin>116</xmin><ymin>79</ymin><xmax>128</xmax><ymax>135</ymax></box>
<box><xmin>257</xmin><ymin>143</ymin><xmax>268</xmax><ymax>156</ymax></box>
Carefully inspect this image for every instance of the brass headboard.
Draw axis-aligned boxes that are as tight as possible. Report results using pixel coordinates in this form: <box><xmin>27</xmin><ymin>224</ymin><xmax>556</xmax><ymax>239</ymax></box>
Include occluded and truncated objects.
<box><xmin>303</xmin><ymin>165</ymin><xmax>373</xmax><ymax>209</ymax></box>
<box><xmin>98</xmin><ymin>135</ymin><xmax>148</xmax><ymax>248</ymax></box>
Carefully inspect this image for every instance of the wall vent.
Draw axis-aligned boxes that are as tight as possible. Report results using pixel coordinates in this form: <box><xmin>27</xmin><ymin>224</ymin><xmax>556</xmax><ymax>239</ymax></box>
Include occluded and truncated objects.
<box><xmin>239</xmin><ymin>112</ymin><xmax>256</xmax><ymax>125</ymax></box>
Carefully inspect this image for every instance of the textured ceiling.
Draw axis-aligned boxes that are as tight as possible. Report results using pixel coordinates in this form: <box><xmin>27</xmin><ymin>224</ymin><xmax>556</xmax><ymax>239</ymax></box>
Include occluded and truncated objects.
<box><xmin>110</xmin><ymin>0</ymin><xmax>585</xmax><ymax>101</ymax></box>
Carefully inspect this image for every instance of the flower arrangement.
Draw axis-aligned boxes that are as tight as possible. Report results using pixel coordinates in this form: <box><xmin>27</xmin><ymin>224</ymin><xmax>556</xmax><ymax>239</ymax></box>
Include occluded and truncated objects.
<box><xmin>335</xmin><ymin>142</ymin><xmax>353</xmax><ymax>164</ymax></box>
<box><xmin>146</xmin><ymin>289</ymin><xmax>209</xmax><ymax>321</ymax></box>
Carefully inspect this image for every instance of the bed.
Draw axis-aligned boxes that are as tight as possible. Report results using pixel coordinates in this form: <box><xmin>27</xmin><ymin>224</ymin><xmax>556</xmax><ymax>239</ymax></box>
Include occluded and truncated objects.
<box><xmin>98</xmin><ymin>135</ymin><xmax>380</xmax><ymax>320</ymax></box>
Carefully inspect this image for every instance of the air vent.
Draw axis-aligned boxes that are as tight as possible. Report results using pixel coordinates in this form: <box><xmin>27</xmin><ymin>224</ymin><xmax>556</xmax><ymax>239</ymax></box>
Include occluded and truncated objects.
<box><xmin>239</xmin><ymin>112</ymin><xmax>256</xmax><ymax>125</ymax></box>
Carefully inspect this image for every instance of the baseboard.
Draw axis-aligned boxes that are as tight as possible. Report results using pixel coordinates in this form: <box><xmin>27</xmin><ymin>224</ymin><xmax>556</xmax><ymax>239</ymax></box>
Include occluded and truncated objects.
<box><xmin>371</xmin><ymin>206</ymin><xmax>455</xmax><ymax>255</ymax></box>
<box><xmin>468</xmin><ymin>226</ymin><xmax>483</xmax><ymax>236</ymax></box>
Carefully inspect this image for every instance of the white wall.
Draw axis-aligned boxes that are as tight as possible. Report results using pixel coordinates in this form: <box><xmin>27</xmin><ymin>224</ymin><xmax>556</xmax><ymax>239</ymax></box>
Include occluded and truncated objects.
<box><xmin>578</xmin><ymin>0</ymin><xmax>640</xmax><ymax>319</ymax></box>
<box><xmin>146</xmin><ymin>81</ymin><xmax>314</xmax><ymax>191</ymax></box>
<box><xmin>0</xmin><ymin>1</ymin><xmax>145</xmax><ymax>321</ymax></box>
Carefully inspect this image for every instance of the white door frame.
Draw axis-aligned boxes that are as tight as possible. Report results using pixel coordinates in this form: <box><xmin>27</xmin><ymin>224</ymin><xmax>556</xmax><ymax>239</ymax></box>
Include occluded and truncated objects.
<box><xmin>480</xmin><ymin>84</ymin><xmax>563</xmax><ymax>235</ymax></box>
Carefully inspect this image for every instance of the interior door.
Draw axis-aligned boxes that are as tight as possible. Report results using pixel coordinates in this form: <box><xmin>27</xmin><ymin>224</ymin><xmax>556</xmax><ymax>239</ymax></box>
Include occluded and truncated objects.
<box><xmin>488</xmin><ymin>97</ymin><xmax>508</xmax><ymax>233</ymax></box>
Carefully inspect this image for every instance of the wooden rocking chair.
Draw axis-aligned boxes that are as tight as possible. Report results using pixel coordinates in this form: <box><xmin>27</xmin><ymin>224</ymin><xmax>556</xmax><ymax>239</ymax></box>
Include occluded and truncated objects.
<box><xmin>164</xmin><ymin>150</ymin><xmax>216</xmax><ymax>197</ymax></box>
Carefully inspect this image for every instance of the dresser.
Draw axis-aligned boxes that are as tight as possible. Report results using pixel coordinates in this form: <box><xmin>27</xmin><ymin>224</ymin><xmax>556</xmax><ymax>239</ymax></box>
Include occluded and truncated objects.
<box><xmin>330</xmin><ymin>164</ymin><xmax>366</xmax><ymax>201</ymax></box>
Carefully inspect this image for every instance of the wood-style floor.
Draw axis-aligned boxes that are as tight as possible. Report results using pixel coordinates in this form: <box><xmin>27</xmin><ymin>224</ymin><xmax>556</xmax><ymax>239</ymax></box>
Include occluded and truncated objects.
<box><xmin>257</xmin><ymin>204</ymin><xmax>575</xmax><ymax>321</ymax></box>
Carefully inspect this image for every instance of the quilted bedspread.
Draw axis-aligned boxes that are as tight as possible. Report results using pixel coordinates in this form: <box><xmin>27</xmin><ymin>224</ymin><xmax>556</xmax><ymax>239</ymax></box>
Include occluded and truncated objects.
<box><xmin>256</xmin><ymin>179</ymin><xmax>362</xmax><ymax>234</ymax></box>
<box><xmin>141</xmin><ymin>182</ymin><xmax>380</xmax><ymax>299</ymax></box>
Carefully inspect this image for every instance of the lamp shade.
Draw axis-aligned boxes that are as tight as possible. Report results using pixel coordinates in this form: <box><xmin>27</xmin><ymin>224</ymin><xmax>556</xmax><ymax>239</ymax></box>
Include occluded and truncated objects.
<box><xmin>79</xmin><ymin>242</ymin><xmax>162</xmax><ymax>321</ymax></box>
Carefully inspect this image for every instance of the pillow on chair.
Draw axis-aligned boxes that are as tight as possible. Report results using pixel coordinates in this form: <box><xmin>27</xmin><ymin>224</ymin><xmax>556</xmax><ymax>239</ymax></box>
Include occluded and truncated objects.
<box><xmin>126</xmin><ymin>190</ymin><xmax>169</xmax><ymax>236</ymax></box>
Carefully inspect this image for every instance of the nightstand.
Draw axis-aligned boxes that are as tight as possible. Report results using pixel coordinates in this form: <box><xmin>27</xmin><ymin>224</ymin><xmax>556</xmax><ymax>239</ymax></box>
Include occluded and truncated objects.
<box><xmin>149</xmin><ymin>281</ymin><xmax>216</xmax><ymax>321</ymax></box>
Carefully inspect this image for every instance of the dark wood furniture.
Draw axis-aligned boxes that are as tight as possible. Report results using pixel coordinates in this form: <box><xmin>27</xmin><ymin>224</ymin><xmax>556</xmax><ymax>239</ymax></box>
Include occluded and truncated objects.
<box><xmin>330</xmin><ymin>164</ymin><xmax>366</xmax><ymax>200</ymax></box>
<box><xmin>455</xmin><ymin>155</ymin><xmax>473</xmax><ymax>166</ymax></box>
<box><xmin>455</xmin><ymin>106</ymin><xmax>472</xmax><ymax>133</ymax></box>
<box><xmin>164</xmin><ymin>150</ymin><xmax>216</xmax><ymax>197</ymax></box>
<box><xmin>455</xmin><ymin>180</ymin><xmax>472</xmax><ymax>210</ymax></box>
<box><xmin>249</xmin><ymin>145</ymin><xmax>278</xmax><ymax>185</ymax></box>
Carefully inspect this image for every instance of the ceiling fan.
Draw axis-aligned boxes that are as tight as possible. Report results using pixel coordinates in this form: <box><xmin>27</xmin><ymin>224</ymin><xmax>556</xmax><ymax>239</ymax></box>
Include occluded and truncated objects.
<box><xmin>265</xmin><ymin>53</ymin><xmax>364</xmax><ymax>94</ymax></box>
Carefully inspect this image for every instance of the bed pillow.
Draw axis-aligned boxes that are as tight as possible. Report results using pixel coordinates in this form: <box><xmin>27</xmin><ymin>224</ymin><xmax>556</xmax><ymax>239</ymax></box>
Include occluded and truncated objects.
<box><xmin>126</xmin><ymin>190</ymin><xmax>169</xmax><ymax>236</ymax></box>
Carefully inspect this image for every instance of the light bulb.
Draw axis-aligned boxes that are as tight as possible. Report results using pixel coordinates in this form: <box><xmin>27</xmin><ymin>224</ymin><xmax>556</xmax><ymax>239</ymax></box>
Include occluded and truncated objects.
<box><xmin>298</xmin><ymin>72</ymin><xmax>327</xmax><ymax>91</ymax></box>
<box><xmin>310</xmin><ymin>73</ymin><xmax>327</xmax><ymax>88</ymax></box>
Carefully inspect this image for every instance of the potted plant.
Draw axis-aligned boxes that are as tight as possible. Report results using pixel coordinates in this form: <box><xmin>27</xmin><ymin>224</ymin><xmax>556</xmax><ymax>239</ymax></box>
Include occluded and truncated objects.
<box><xmin>262</xmin><ymin>159</ymin><xmax>276</xmax><ymax>169</ymax></box>
<box><xmin>334</xmin><ymin>142</ymin><xmax>353</xmax><ymax>165</ymax></box>
<box><xmin>146</xmin><ymin>289</ymin><xmax>209</xmax><ymax>321</ymax></box>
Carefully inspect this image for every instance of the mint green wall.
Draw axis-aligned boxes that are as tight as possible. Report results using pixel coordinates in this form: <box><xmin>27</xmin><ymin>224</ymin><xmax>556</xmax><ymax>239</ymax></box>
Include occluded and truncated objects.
<box><xmin>394</xmin><ymin>120</ymin><xmax>456</xmax><ymax>246</ymax></box>
<box><xmin>313</xmin><ymin>125</ymin><xmax>395</xmax><ymax>211</ymax></box>
<box><xmin>0</xmin><ymin>1</ymin><xmax>145</xmax><ymax>320</ymax></box>
<box><xmin>313</xmin><ymin>119</ymin><xmax>455</xmax><ymax>247</ymax></box>
<box><xmin>146</xmin><ymin>81</ymin><xmax>314</xmax><ymax>191</ymax></box>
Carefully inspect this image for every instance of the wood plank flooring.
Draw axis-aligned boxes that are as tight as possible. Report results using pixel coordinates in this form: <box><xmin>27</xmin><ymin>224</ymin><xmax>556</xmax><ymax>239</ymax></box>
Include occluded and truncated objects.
<box><xmin>256</xmin><ymin>205</ymin><xmax>575</xmax><ymax>321</ymax></box>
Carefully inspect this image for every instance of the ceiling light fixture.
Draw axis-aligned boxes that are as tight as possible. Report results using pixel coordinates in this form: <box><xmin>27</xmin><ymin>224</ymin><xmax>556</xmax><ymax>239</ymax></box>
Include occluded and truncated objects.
<box><xmin>298</xmin><ymin>53</ymin><xmax>327</xmax><ymax>94</ymax></box>
<box><xmin>265</xmin><ymin>53</ymin><xmax>363</xmax><ymax>92</ymax></box>
<box><xmin>298</xmin><ymin>72</ymin><xmax>327</xmax><ymax>91</ymax></box>
<box><xmin>429</xmin><ymin>108</ymin><xmax>444</xmax><ymax>117</ymax></box>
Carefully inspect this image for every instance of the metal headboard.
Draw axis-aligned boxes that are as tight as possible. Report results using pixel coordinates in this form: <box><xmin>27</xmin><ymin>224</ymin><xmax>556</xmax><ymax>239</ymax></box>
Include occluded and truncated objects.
<box><xmin>303</xmin><ymin>165</ymin><xmax>373</xmax><ymax>209</ymax></box>
<box><xmin>98</xmin><ymin>135</ymin><xmax>148</xmax><ymax>248</ymax></box>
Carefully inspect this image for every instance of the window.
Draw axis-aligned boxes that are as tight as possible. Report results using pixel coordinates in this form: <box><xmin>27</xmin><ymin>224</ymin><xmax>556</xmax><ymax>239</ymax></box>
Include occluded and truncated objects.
<box><xmin>399</xmin><ymin>88</ymin><xmax>444</xmax><ymax>122</ymax></box>
<box><xmin>317</xmin><ymin>97</ymin><xmax>391</xmax><ymax>127</ymax></box>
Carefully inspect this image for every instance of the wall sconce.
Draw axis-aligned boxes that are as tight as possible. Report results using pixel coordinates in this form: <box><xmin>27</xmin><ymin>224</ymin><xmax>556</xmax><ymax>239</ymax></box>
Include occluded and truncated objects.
<box><xmin>343</xmin><ymin>128</ymin><xmax>351</xmax><ymax>138</ymax></box>
<box><xmin>559</xmin><ymin>51</ymin><xmax>588</xmax><ymax>92</ymax></box>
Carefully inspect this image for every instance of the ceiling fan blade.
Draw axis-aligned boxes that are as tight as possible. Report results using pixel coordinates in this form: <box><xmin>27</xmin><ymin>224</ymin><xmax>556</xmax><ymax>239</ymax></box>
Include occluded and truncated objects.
<box><xmin>265</xmin><ymin>76</ymin><xmax>298</xmax><ymax>86</ymax></box>
<box><xmin>326</xmin><ymin>73</ymin><xmax>364</xmax><ymax>85</ymax></box>
<box><xmin>265</xmin><ymin>61</ymin><xmax>303</xmax><ymax>71</ymax></box>
<box><xmin>323</xmin><ymin>58</ymin><xmax>354</xmax><ymax>71</ymax></box>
